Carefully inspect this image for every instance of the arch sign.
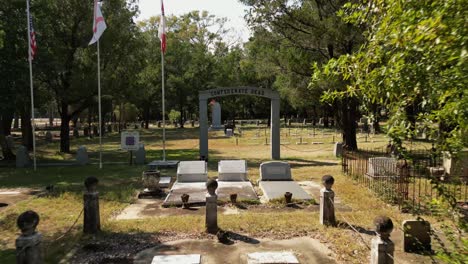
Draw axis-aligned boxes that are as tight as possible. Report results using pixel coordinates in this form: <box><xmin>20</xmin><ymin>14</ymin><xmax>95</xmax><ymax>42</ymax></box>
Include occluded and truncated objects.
<box><xmin>199</xmin><ymin>87</ymin><xmax>281</xmax><ymax>160</ymax></box>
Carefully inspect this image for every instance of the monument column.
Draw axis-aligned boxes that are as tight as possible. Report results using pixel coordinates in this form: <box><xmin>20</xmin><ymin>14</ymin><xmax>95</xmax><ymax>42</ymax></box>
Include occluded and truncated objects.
<box><xmin>199</xmin><ymin>99</ymin><xmax>208</xmax><ymax>159</ymax></box>
<box><xmin>271</xmin><ymin>98</ymin><xmax>280</xmax><ymax>160</ymax></box>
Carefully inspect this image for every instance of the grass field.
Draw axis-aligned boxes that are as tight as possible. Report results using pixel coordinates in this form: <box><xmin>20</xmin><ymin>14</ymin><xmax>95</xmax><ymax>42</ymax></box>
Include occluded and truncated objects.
<box><xmin>0</xmin><ymin>124</ymin><xmax>449</xmax><ymax>263</ymax></box>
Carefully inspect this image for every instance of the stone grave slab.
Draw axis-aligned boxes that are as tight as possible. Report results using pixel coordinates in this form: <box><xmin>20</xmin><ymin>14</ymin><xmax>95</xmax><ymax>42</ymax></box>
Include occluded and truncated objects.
<box><xmin>259</xmin><ymin>161</ymin><xmax>291</xmax><ymax>181</ymax></box>
<box><xmin>152</xmin><ymin>254</ymin><xmax>201</xmax><ymax>264</ymax></box>
<box><xmin>217</xmin><ymin>181</ymin><xmax>258</xmax><ymax>200</ymax></box>
<box><xmin>259</xmin><ymin>181</ymin><xmax>312</xmax><ymax>201</ymax></box>
<box><xmin>177</xmin><ymin>161</ymin><xmax>207</xmax><ymax>182</ymax></box>
<box><xmin>218</xmin><ymin>160</ymin><xmax>247</xmax><ymax>181</ymax></box>
<box><xmin>163</xmin><ymin>182</ymin><xmax>206</xmax><ymax>207</ymax></box>
<box><xmin>403</xmin><ymin>220</ymin><xmax>431</xmax><ymax>253</ymax></box>
<box><xmin>247</xmin><ymin>252</ymin><xmax>299</xmax><ymax>264</ymax></box>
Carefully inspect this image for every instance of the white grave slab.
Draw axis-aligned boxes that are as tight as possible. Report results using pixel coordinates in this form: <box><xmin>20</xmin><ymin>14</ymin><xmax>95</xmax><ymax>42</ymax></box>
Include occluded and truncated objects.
<box><xmin>152</xmin><ymin>254</ymin><xmax>201</xmax><ymax>264</ymax></box>
<box><xmin>247</xmin><ymin>252</ymin><xmax>299</xmax><ymax>264</ymax></box>
<box><xmin>260</xmin><ymin>181</ymin><xmax>312</xmax><ymax>201</ymax></box>
<box><xmin>367</xmin><ymin>157</ymin><xmax>397</xmax><ymax>177</ymax></box>
<box><xmin>259</xmin><ymin>161</ymin><xmax>292</xmax><ymax>181</ymax></box>
<box><xmin>218</xmin><ymin>160</ymin><xmax>247</xmax><ymax>181</ymax></box>
<box><xmin>177</xmin><ymin>161</ymin><xmax>207</xmax><ymax>182</ymax></box>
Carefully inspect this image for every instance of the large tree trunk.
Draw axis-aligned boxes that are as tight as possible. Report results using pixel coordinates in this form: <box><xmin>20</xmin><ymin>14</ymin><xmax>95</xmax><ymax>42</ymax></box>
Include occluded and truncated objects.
<box><xmin>0</xmin><ymin>112</ymin><xmax>15</xmax><ymax>160</ymax></box>
<box><xmin>20</xmin><ymin>110</ymin><xmax>33</xmax><ymax>150</ymax></box>
<box><xmin>60</xmin><ymin>102</ymin><xmax>71</xmax><ymax>153</ymax></box>
<box><xmin>341</xmin><ymin>97</ymin><xmax>358</xmax><ymax>150</ymax></box>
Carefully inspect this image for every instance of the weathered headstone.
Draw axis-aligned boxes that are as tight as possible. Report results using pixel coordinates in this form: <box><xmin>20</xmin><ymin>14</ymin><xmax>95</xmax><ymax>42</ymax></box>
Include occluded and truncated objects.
<box><xmin>177</xmin><ymin>161</ymin><xmax>207</xmax><ymax>182</ymax></box>
<box><xmin>320</xmin><ymin>175</ymin><xmax>336</xmax><ymax>226</ymax></box>
<box><xmin>142</xmin><ymin>170</ymin><xmax>161</xmax><ymax>192</ymax></box>
<box><xmin>218</xmin><ymin>160</ymin><xmax>247</xmax><ymax>181</ymax></box>
<box><xmin>403</xmin><ymin>220</ymin><xmax>431</xmax><ymax>253</ymax></box>
<box><xmin>303</xmin><ymin>119</ymin><xmax>307</xmax><ymax>126</ymax></box>
<box><xmin>368</xmin><ymin>157</ymin><xmax>397</xmax><ymax>177</ymax></box>
<box><xmin>45</xmin><ymin>131</ymin><xmax>53</xmax><ymax>143</ymax></box>
<box><xmin>135</xmin><ymin>144</ymin><xmax>146</xmax><ymax>165</ymax></box>
<box><xmin>205</xmin><ymin>179</ymin><xmax>218</xmax><ymax>234</ymax></box>
<box><xmin>225</xmin><ymin>129</ymin><xmax>233</xmax><ymax>137</ymax></box>
<box><xmin>16</xmin><ymin>146</ymin><xmax>31</xmax><ymax>168</ymax></box>
<box><xmin>16</xmin><ymin>210</ymin><xmax>42</xmax><ymax>264</ymax></box>
<box><xmin>83</xmin><ymin>177</ymin><xmax>100</xmax><ymax>234</ymax></box>
<box><xmin>76</xmin><ymin>146</ymin><xmax>89</xmax><ymax>165</ymax></box>
<box><xmin>259</xmin><ymin>161</ymin><xmax>291</xmax><ymax>181</ymax></box>
<box><xmin>371</xmin><ymin>216</ymin><xmax>394</xmax><ymax>264</ymax></box>
<box><xmin>211</xmin><ymin>101</ymin><xmax>222</xmax><ymax>129</ymax></box>
<box><xmin>334</xmin><ymin>142</ymin><xmax>343</xmax><ymax>157</ymax></box>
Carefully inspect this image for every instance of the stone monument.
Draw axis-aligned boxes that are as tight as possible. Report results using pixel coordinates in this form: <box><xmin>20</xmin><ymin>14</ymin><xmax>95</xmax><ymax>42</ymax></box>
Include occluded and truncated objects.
<box><xmin>83</xmin><ymin>177</ymin><xmax>100</xmax><ymax>234</ymax></box>
<box><xmin>371</xmin><ymin>216</ymin><xmax>395</xmax><ymax>264</ymax></box>
<box><xmin>16</xmin><ymin>146</ymin><xmax>31</xmax><ymax>168</ymax></box>
<box><xmin>205</xmin><ymin>179</ymin><xmax>218</xmax><ymax>234</ymax></box>
<box><xmin>211</xmin><ymin>101</ymin><xmax>222</xmax><ymax>129</ymax></box>
<box><xmin>135</xmin><ymin>144</ymin><xmax>146</xmax><ymax>165</ymax></box>
<box><xmin>76</xmin><ymin>146</ymin><xmax>89</xmax><ymax>165</ymax></box>
<box><xmin>320</xmin><ymin>175</ymin><xmax>336</xmax><ymax>226</ymax></box>
<box><xmin>16</xmin><ymin>210</ymin><xmax>42</xmax><ymax>264</ymax></box>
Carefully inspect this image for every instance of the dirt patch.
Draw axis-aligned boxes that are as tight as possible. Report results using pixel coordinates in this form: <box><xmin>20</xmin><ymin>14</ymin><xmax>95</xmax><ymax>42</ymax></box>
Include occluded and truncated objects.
<box><xmin>0</xmin><ymin>188</ymin><xmax>41</xmax><ymax>211</ymax></box>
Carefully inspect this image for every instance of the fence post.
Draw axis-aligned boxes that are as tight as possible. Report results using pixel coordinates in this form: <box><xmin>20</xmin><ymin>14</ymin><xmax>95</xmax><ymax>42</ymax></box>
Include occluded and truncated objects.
<box><xmin>16</xmin><ymin>210</ymin><xmax>43</xmax><ymax>264</ymax></box>
<box><xmin>371</xmin><ymin>216</ymin><xmax>394</xmax><ymax>264</ymax></box>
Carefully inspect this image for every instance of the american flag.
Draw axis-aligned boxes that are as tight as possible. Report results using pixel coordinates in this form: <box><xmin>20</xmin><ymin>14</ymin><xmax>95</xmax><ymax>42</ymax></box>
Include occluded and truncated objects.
<box><xmin>27</xmin><ymin>0</ymin><xmax>37</xmax><ymax>60</ymax></box>
<box><xmin>158</xmin><ymin>0</ymin><xmax>167</xmax><ymax>53</ymax></box>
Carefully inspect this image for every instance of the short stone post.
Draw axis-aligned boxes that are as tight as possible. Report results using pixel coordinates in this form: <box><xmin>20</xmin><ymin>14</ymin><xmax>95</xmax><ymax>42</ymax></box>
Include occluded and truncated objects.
<box><xmin>16</xmin><ymin>210</ymin><xmax>42</xmax><ymax>264</ymax></box>
<box><xmin>83</xmin><ymin>177</ymin><xmax>100</xmax><ymax>234</ymax></box>
<box><xmin>320</xmin><ymin>175</ymin><xmax>336</xmax><ymax>226</ymax></box>
<box><xmin>205</xmin><ymin>179</ymin><xmax>218</xmax><ymax>234</ymax></box>
<box><xmin>371</xmin><ymin>216</ymin><xmax>395</xmax><ymax>264</ymax></box>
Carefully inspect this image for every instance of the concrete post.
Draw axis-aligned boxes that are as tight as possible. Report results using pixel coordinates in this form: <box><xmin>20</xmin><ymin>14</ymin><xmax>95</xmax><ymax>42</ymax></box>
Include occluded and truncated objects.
<box><xmin>205</xmin><ymin>179</ymin><xmax>218</xmax><ymax>234</ymax></box>
<box><xmin>199</xmin><ymin>99</ymin><xmax>208</xmax><ymax>160</ymax></box>
<box><xmin>16</xmin><ymin>210</ymin><xmax>42</xmax><ymax>264</ymax></box>
<box><xmin>320</xmin><ymin>175</ymin><xmax>336</xmax><ymax>226</ymax></box>
<box><xmin>83</xmin><ymin>177</ymin><xmax>100</xmax><ymax>234</ymax></box>
<box><xmin>371</xmin><ymin>216</ymin><xmax>395</xmax><ymax>264</ymax></box>
<box><xmin>271</xmin><ymin>98</ymin><xmax>280</xmax><ymax>160</ymax></box>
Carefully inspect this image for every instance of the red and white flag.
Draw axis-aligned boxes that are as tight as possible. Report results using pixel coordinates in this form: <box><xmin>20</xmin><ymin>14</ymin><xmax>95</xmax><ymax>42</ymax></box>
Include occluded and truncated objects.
<box><xmin>27</xmin><ymin>0</ymin><xmax>37</xmax><ymax>60</ymax></box>
<box><xmin>158</xmin><ymin>0</ymin><xmax>167</xmax><ymax>53</ymax></box>
<box><xmin>89</xmin><ymin>0</ymin><xmax>107</xmax><ymax>45</ymax></box>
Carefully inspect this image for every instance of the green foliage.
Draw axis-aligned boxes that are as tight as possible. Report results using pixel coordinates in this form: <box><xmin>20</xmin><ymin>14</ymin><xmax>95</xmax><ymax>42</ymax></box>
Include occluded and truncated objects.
<box><xmin>168</xmin><ymin>109</ymin><xmax>181</xmax><ymax>123</ymax></box>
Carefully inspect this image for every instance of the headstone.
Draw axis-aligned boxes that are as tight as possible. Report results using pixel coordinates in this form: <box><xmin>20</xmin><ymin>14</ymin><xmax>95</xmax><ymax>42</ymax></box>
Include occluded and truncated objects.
<box><xmin>151</xmin><ymin>254</ymin><xmax>201</xmax><ymax>264</ymax></box>
<box><xmin>318</xmin><ymin>118</ymin><xmax>324</xmax><ymax>126</ymax></box>
<box><xmin>287</xmin><ymin>119</ymin><xmax>292</xmax><ymax>127</ymax></box>
<box><xmin>16</xmin><ymin>210</ymin><xmax>42</xmax><ymax>264</ymax></box>
<box><xmin>177</xmin><ymin>161</ymin><xmax>208</xmax><ymax>182</ymax></box>
<box><xmin>247</xmin><ymin>252</ymin><xmax>299</xmax><ymax>264</ymax></box>
<box><xmin>225</xmin><ymin>129</ymin><xmax>233</xmax><ymax>137</ymax></box>
<box><xmin>303</xmin><ymin>119</ymin><xmax>307</xmax><ymax>126</ymax></box>
<box><xmin>218</xmin><ymin>160</ymin><xmax>247</xmax><ymax>181</ymax></box>
<box><xmin>135</xmin><ymin>144</ymin><xmax>146</xmax><ymax>165</ymax></box>
<box><xmin>211</xmin><ymin>102</ymin><xmax>222</xmax><ymax>129</ymax></box>
<box><xmin>334</xmin><ymin>142</ymin><xmax>343</xmax><ymax>157</ymax></box>
<box><xmin>403</xmin><ymin>220</ymin><xmax>431</xmax><ymax>253</ymax></box>
<box><xmin>76</xmin><ymin>146</ymin><xmax>89</xmax><ymax>166</ymax></box>
<box><xmin>443</xmin><ymin>150</ymin><xmax>468</xmax><ymax>178</ymax></box>
<box><xmin>16</xmin><ymin>146</ymin><xmax>31</xmax><ymax>168</ymax></box>
<box><xmin>73</xmin><ymin>128</ymin><xmax>79</xmax><ymax>138</ymax></box>
<box><xmin>45</xmin><ymin>131</ymin><xmax>53</xmax><ymax>143</ymax></box>
<box><xmin>83</xmin><ymin>177</ymin><xmax>100</xmax><ymax>234</ymax></box>
<box><xmin>142</xmin><ymin>170</ymin><xmax>160</xmax><ymax>193</ymax></box>
<box><xmin>368</xmin><ymin>157</ymin><xmax>397</xmax><ymax>177</ymax></box>
<box><xmin>320</xmin><ymin>175</ymin><xmax>336</xmax><ymax>226</ymax></box>
<box><xmin>205</xmin><ymin>179</ymin><xmax>218</xmax><ymax>234</ymax></box>
<box><xmin>6</xmin><ymin>135</ymin><xmax>14</xmax><ymax>150</ymax></box>
<box><xmin>259</xmin><ymin>161</ymin><xmax>291</xmax><ymax>181</ymax></box>
<box><xmin>371</xmin><ymin>216</ymin><xmax>394</xmax><ymax>264</ymax></box>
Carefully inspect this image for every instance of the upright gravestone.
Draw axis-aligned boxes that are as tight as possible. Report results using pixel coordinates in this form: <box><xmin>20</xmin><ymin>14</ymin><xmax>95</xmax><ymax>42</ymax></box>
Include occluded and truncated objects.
<box><xmin>76</xmin><ymin>146</ymin><xmax>89</xmax><ymax>166</ymax></box>
<box><xmin>16</xmin><ymin>210</ymin><xmax>42</xmax><ymax>264</ymax></box>
<box><xmin>6</xmin><ymin>135</ymin><xmax>14</xmax><ymax>150</ymax></box>
<box><xmin>45</xmin><ymin>131</ymin><xmax>53</xmax><ymax>143</ymax></box>
<box><xmin>83</xmin><ymin>177</ymin><xmax>100</xmax><ymax>234</ymax></box>
<box><xmin>211</xmin><ymin>102</ymin><xmax>222</xmax><ymax>129</ymax></box>
<box><xmin>205</xmin><ymin>179</ymin><xmax>218</xmax><ymax>234</ymax></box>
<box><xmin>320</xmin><ymin>175</ymin><xmax>336</xmax><ymax>226</ymax></box>
<box><xmin>135</xmin><ymin>144</ymin><xmax>146</xmax><ymax>165</ymax></box>
<box><xmin>16</xmin><ymin>146</ymin><xmax>31</xmax><ymax>168</ymax></box>
<box><xmin>371</xmin><ymin>216</ymin><xmax>394</xmax><ymax>264</ymax></box>
<box><xmin>334</xmin><ymin>142</ymin><xmax>343</xmax><ymax>157</ymax></box>
<box><xmin>403</xmin><ymin>220</ymin><xmax>431</xmax><ymax>253</ymax></box>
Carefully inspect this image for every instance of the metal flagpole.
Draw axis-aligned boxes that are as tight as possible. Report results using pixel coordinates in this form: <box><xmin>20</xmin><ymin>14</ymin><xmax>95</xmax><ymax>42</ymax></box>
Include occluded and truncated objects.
<box><xmin>98</xmin><ymin>40</ymin><xmax>103</xmax><ymax>169</ymax></box>
<box><xmin>161</xmin><ymin>50</ymin><xmax>166</xmax><ymax>161</ymax></box>
<box><xmin>26</xmin><ymin>0</ymin><xmax>37</xmax><ymax>171</ymax></box>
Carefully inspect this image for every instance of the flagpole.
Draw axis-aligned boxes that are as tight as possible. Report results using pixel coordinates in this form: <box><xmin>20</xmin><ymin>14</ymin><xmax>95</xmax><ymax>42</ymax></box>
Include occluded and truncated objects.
<box><xmin>26</xmin><ymin>0</ymin><xmax>37</xmax><ymax>171</ymax></box>
<box><xmin>161</xmin><ymin>49</ymin><xmax>166</xmax><ymax>161</ymax></box>
<box><xmin>97</xmin><ymin>40</ymin><xmax>103</xmax><ymax>169</ymax></box>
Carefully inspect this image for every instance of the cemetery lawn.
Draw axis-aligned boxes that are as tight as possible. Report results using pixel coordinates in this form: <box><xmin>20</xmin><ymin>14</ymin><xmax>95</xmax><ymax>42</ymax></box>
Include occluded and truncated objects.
<box><xmin>0</xmin><ymin>126</ymin><xmax>437</xmax><ymax>263</ymax></box>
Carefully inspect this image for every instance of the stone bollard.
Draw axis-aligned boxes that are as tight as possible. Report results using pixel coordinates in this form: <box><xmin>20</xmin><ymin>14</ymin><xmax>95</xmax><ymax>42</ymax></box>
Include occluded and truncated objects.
<box><xmin>16</xmin><ymin>210</ymin><xmax>42</xmax><ymax>264</ymax></box>
<box><xmin>83</xmin><ymin>177</ymin><xmax>100</xmax><ymax>234</ymax></box>
<box><xmin>320</xmin><ymin>175</ymin><xmax>336</xmax><ymax>226</ymax></box>
<box><xmin>76</xmin><ymin>146</ymin><xmax>89</xmax><ymax>165</ymax></box>
<box><xmin>205</xmin><ymin>179</ymin><xmax>218</xmax><ymax>234</ymax></box>
<box><xmin>371</xmin><ymin>216</ymin><xmax>395</xmax><ymax>264</ymax></box>
<box><xmin>135</xmin><ymin>144</ymin><xmax>146</xmax><ymax>165</ymax></box>
<box><xmin>45</xmin><ymin>131</ymin><xmax>53</xmax><ymax>143</ymax></box>
<box><xmin>16</xmin><ymin>146</ymin><xmax>31</xmax><ymax>168</ymax></box>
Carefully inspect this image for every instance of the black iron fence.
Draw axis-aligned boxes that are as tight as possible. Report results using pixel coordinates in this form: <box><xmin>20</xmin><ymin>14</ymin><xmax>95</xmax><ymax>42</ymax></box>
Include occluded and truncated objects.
<box><xmin>342</xmin><ymin>148</ymin><xmax>467</xmax><ymax>213</ymax></box>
